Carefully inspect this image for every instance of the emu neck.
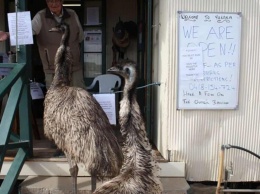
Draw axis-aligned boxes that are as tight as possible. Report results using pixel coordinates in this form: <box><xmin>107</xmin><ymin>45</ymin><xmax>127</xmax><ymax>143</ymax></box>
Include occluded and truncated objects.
<box><xmin>52</xmin><ymin>28</ymin><xmax>71</xmax><ymax>87</ymax></box>
<box><xmin>123</xmin><ymin>77</ymin><xmax>137</xmax><ymax>99</ymax></box>
<box><xmin>61</xmin><ymin>28</ymin><xmax>69</xmax><ymax>47</ymax></box>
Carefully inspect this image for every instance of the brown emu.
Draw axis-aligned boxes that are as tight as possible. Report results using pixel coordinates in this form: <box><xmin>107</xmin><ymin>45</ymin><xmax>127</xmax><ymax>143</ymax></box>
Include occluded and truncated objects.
<box><xmin>43</xmin><ymin>23</ymin><xmax>123</xmax><ymax>193</ymax></box>
<box><xmin>93</xmin><ymin>60</ymin><xmax>163</xmax><ymax>194</ymax></box>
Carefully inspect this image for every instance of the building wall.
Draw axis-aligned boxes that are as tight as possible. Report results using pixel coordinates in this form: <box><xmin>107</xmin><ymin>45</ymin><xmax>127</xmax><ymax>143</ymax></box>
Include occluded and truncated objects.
<box><xmin>154</xmin><ymin>0</ymin><xmax>260</xmax><ymax>181</ymax></box>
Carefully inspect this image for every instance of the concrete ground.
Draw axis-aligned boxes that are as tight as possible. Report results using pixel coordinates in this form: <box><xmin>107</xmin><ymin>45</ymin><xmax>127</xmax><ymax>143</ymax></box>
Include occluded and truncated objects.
<box><xmin>187</xmin><ymin>183</ymin><xmax>217</xmax><ymax>194</ymax></box>
<box><xmin>187</xmin><ymin>182</ymin><xmax>260</xmax><ymax>194</ymax></box>
<box><xmin>9</xmin><ymin>177</ymin><xmax>260</xmax><ymax>193</ymax></box>
<box><xmin>19</xmin><ymin>176</ymin><xmax>190</xmax><ymax>194</ymax></box>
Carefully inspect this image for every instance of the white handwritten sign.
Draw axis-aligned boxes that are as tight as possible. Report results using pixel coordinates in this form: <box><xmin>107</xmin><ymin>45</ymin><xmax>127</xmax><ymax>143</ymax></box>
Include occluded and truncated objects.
<box><xmin>7</xmin><ymin>11</ymin><xmax>33</xmax><ymax>46</ymax></box>
<box><xmin>177</xmin><ymin>12</ymin><xmax>241</xmax><ymax>109</ymax></box>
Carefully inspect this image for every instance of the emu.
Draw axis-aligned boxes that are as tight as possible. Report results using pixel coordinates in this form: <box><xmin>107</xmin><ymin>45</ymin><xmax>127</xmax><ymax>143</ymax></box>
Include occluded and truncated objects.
<box><xmin>43</xmin><ymin>23</ymin><xmax>123</xmax><ymax>193</ymax></box>
<box><xmin>93</xmin><ymin>59</ymin><xmax>163</xmax><ymax>194</ymax></box>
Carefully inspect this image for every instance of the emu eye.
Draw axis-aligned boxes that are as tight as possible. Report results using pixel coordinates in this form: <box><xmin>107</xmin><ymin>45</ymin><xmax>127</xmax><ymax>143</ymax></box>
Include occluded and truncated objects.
<box><xmin>125</xmin><ymin>68</ymin><xmax>130</xmax><ymax>75</ymax></box>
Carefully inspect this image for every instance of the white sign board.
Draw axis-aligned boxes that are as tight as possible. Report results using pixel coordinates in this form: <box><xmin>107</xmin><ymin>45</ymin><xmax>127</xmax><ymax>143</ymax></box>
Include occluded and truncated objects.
<box><xmin>177</xmin><ymin>12</ymin><xmax>242</xmax><ymax>109</ymax></box>
<box><xmin>7</xmin><ymin>11</ymin><xmax>33</xmax><ymax>46</ymax></box>
<box><xmin>93</xmin><ymin>93</ymin><xmax>116</xmax><ymax>125</ymax></box>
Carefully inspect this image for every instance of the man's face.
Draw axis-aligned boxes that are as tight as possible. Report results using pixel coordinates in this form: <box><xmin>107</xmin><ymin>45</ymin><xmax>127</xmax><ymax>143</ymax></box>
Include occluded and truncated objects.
<box><xmin>46</xmin><ymin>0</ymin><xmax>63</xmax><ymax>16</ymax></box>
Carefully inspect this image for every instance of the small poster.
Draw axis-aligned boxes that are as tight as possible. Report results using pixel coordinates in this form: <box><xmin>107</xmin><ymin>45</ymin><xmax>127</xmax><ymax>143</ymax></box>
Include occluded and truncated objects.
<box><xmin>0</xmin><ymin>68</ymin><xmax>12</xmax><ymax>76</ymax></box>
<box><xmin>86</xmin><ymin>7</ymin><xmax>99</xmax><ymax>25</ymax></box>
<box><xmin>30</xmin><ymin>82</ymin><xmax>44</xmax><ymax>100</ymax></box>
<box><xmin>84</xmin><ymin>30</ymin><xmax>102</xmax><ymax>52</ymax></box>
<box><xmin>179</xmin><ymin>47</ymin><xmax>204</xmax><ymax>80</ymax></box>
<box><xmin>0</xmin><ymin>53</ymin><xmax>12</xmax><ymax>76</ymax></box>
<box><xmin>93</xmin><ymin>93</ymin><xmax>116</xmax><ymax>125</ymax></box>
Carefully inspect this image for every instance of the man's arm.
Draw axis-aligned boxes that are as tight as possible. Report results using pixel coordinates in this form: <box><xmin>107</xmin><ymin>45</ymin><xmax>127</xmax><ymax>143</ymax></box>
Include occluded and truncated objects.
<box><xmin>31</xmin><ymin>12</ymin><xmax>42</xmax><ymax>35</ymax></box>
<box><xmin>74</xmin><ymin>12</ymin><xmax>84</xmax><ymax>43</ymax></box>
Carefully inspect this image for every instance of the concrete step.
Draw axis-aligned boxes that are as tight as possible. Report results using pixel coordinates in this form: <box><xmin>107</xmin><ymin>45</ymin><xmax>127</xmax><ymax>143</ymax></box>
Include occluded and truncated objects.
<box><xmin>19</xmin><ymin>176</ymin><xmax>190</xmax><ymax>194</ymax></box>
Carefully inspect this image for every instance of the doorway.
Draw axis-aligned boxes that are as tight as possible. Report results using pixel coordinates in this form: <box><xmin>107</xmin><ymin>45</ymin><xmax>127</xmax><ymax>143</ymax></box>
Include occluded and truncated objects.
<box><xmin>3</xmin><ymin>0</ymin><xmax>160</xmax><ymax>159</ymax></box>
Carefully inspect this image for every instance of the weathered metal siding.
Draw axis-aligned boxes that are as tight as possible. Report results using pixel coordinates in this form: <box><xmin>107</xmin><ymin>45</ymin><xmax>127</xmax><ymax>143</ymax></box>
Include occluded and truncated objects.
<box><xmin>154</xmin><ymin>0</ymin><xmax>260</xmax><ymax>181</ymax></box>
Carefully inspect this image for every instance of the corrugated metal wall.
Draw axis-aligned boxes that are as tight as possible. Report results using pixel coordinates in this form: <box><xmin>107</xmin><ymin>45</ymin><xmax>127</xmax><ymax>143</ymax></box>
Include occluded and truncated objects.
<box><xmin>154</xmin><ymin>0</ymin><xmax>260</xmax><ymax>181</ymax></box>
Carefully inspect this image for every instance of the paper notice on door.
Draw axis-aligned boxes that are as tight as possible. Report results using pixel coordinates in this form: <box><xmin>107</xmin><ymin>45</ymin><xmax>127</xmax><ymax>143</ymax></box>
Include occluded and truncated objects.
<box><xmin>93</xmin><ymin>93</ymin><xmax>116</xmax><ymax>125</ymax></box>
<box><xmin>30</xmin><ymin>82</ymin><xmax>44</xmax><ymax>100</ymax></box>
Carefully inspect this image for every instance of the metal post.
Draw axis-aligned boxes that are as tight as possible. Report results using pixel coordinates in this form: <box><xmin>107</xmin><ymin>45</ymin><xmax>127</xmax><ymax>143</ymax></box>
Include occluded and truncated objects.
<box><xmin>146</xmin><ymin>0</ymin><xmax>152</xmax><ymax>138</ymax></box>
<box><xmin>216</xmin><ymin>146</ymin><xmax>225</xmax><ymax>194</ymax></box>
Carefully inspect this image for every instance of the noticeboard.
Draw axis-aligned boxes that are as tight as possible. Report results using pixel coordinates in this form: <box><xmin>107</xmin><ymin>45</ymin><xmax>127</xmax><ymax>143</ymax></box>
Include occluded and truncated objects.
<box><xmin>177</xmin><ymin>12</ymin><xmax>242</xmax><ymax>109</ymax></box>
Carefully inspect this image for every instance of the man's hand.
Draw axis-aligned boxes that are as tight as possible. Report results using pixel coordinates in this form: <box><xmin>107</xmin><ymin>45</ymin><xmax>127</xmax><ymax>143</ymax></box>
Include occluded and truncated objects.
<box><xmin>0</xmin><ymin>31</ymin><xmax>9</xmax><ymax>41</ymax></box>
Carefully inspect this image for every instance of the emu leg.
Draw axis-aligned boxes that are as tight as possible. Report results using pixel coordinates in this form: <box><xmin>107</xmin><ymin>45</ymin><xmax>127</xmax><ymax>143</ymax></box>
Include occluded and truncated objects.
<box><xmin>91</xmin><ymin>175</ymin><xmax>97</xmax><ymax>192</ymax></box>
<box><xmin>66</xmin><ymin>156</ymin><xmax>79</xmax><ymax>194</ymax></box>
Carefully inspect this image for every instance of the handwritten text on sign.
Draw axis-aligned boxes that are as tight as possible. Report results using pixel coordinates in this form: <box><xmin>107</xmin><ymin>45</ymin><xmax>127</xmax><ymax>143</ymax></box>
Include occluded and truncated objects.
<box><xmin>178</xmin><ymin>12</ymin><xmax>241</xmax><ymax>109</ymax></box>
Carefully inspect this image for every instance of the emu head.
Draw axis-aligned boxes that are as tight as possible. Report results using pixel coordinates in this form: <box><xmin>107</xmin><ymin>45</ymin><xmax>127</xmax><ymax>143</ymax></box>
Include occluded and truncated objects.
<box><xmin>49</xmin><ymin>22</ymin><xmax>69</xmax><ymax>33</ymax></box>
<box><xmin>107</xmin><ymin>59</ymin><xmax>138</xmax><ymax>85</ymax></box>
<box><xmin>49</xmin><ymin>23</ymin><xmax>70</xmax><ymax>45</ymax></box>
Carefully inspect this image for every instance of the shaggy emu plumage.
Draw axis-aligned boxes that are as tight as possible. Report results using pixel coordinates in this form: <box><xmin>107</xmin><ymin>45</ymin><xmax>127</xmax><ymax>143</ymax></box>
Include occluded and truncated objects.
<box><xmin>43</xmin><ymin>23</ymin><xmax>123</xmax><ymax>193</ymax></box>
<box><xmin>93</xmin><ymin>59</ymin><xmax>163</xmax><ymax>194</ymax></box>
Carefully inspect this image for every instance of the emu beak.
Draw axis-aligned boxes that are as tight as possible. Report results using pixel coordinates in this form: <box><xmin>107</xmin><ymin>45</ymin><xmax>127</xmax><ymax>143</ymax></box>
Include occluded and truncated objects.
<box><xmin>107</xmin><ymin>66</ymin><xmax>119</xmax><ymax>73</ymax></box>
<box><xmin>49</xmin><ymin>27</ymin><xmax>59</xmax><ymax>32</ymax></box>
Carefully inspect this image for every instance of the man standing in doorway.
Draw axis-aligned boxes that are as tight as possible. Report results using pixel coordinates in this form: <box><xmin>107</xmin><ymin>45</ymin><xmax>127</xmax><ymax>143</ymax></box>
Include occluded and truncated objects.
<box><xmin>0</xmin><ymin>0</ymin><xmax>85</xmax><ymax>89</ymax></box>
